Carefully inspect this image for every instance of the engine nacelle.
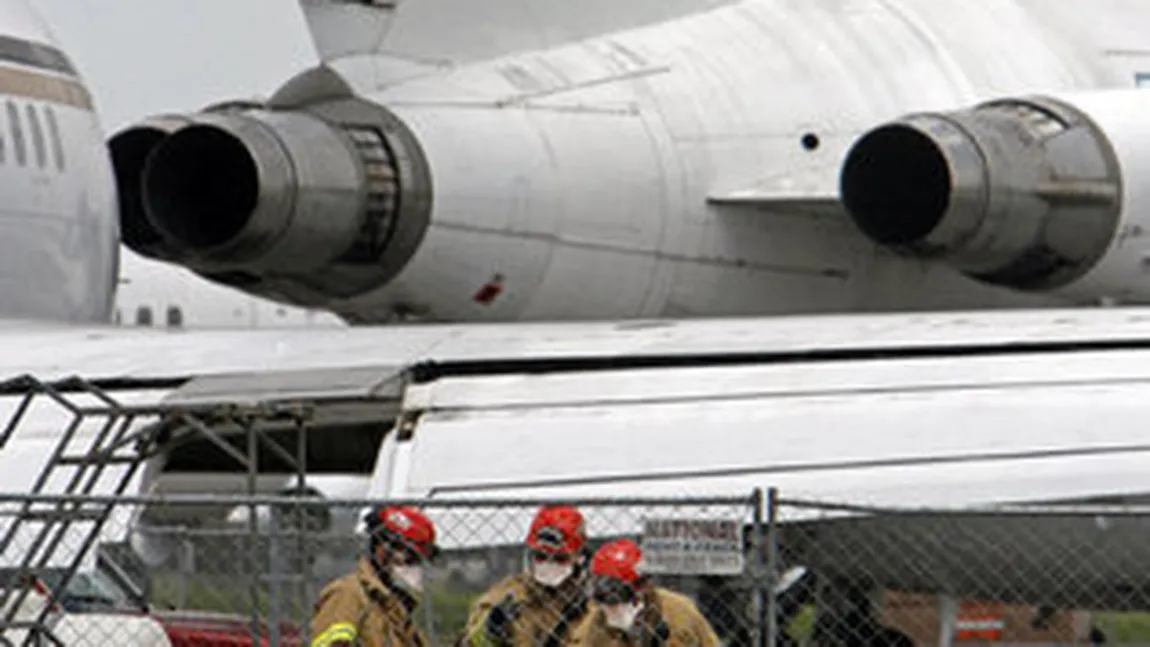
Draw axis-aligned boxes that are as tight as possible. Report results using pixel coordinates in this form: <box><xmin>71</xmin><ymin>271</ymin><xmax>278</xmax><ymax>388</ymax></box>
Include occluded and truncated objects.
<box><xmin>110</xmin><ymin>68</ymin><xmax>432</xmax><ymax>307</ymax></box>
<box><xmin>840</xmin><ymin>89</ymin><xmax>1150</xmax><ymax>302</ymax></box>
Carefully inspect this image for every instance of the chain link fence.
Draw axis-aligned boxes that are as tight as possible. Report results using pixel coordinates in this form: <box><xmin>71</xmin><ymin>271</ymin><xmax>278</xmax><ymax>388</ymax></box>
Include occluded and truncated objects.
<box><xmin>0</xmin><ymin>492</ymin><xmax>762</xmax><ymax>646</ymax></box>
<box><xmin>771</xmin><ymin>496</ymin><xmax>1150</xmax><ymax>647</ymax></box>
<box><xmin>4</xmin><ymin>490</ymin><xmax>1150</xmax><ymax>646</ymax></box>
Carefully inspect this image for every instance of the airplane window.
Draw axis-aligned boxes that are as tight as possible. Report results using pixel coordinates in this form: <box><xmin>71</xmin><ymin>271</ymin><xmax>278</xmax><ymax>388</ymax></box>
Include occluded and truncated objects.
<box><xmin>25</xmin><ymin>104</ymin><xmax>45</xmax><ymax>169</ymax></box>
<box><xmin>135</xmin><ymin>306</ymin><xmax>153</xmax><ymax>327</ymax></box>
<box><xmin>6</xmin><ymin>102</ymin><xmax>24</xmax><ymax>167</ymax></box>
<box><xmin>165</xmin><ymin>306</ymin><xmax>184</xmax><ymax>328</ymax></box>
<box><xmin>44</xmin><ymin>108</ymin><xmax>63</xmax><ymax>171</ymax></box>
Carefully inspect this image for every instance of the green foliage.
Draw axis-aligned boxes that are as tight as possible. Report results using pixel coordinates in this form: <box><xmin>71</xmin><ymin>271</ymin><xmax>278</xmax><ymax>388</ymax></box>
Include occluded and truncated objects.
<box><xmin>425</xmin><ymin>584</ymin><xmax>479</xmax><ymax>644</ymax></box>
<box><xmin>1093</xmin><ymin>612</ymin><xmax>1150</xmax><ymax>643</ymax></box>
<box><xmin>785</xmin><ymin>604</ymin><xmax>816</xmax><ymax>645</ymax></box>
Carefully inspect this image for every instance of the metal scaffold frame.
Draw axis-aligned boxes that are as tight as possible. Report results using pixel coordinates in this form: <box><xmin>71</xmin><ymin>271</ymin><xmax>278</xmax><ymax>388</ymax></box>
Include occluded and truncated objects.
<box><xmin>0</xmin><ymin>374</ymin><xmax>315</xmax><ymax>647</ymax></box>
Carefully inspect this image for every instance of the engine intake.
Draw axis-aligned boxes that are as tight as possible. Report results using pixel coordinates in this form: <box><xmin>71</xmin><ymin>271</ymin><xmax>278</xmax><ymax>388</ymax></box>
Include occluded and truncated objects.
<box><xmin>112</xmin><ymin>72</ymin><xmax>433</xmax><ymax>306</ymax></box>
<box><xmin>840</xmin><ymin>95</ymin><xmax>1125</xmax><ymax>292</ymax></box>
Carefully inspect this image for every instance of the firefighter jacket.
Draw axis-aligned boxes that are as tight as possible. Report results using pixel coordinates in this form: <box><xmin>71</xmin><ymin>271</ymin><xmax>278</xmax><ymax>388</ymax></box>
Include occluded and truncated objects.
<box><xmin>567</xmin><ymin>587</ymin><xmax>720</xmax><ymax>647</ymax></box>
<box><xmin>465</xmin><ymin>572</ymin><xmax>589</xmax><ymax>647</ymax></box>
<box><xmin>310</xmin><ymin>557</ymin><xmax>429</xmax><ymax>647</ymax></box>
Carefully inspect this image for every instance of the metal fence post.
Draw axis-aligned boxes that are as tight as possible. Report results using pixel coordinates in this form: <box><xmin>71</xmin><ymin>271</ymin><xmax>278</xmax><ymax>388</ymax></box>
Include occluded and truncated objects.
<box><xmin>268</xmin><ymin>508</ymin><xmax>283</xmax><ymax>647</ymax></box>
<box><xmin>246</xmin><ymin>421</ymin><xmax>261</xmax><ymax>646</ymax></box>
<box><xmin>750</xmin><ymin>489</ymin><xmax>767</xmax><ymax>647</ymax></box>
<box><xmin>295</xmin><ymin>500</ymin><xmax>314</xmax><ymax>631</ymax></box>
<box><xmin>178</xmin><ymin>532</ymin><xmax>193</xmax><ymax>610</ymax></box>
<box><xmin>766</xmin><ymin>488</ymin><xmax>780</xmax><ymax>647</ymax></box>
<box><xmin>422</xmin><ymin>555</ymin><xmax>438</xmax><ymax>647</ymax></box>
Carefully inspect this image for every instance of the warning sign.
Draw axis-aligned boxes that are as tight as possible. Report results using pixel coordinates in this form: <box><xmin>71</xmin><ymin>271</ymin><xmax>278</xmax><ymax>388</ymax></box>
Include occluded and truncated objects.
<box><xmin>639</xmin><ymin>518</ymin><xmax>745</xmax><ymax>575</ymax></box>
<box><xmin>954</xmin><ymin>616</ymin><xmax>1005</xmax><ymax>641</ymax></box>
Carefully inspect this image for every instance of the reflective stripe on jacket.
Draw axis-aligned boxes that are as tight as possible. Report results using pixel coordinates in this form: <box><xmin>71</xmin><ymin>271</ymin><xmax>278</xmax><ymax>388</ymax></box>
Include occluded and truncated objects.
<box><xmin>310</xmin><ymin>557</ymin><xmax>429</xmax><ymax>647</ymax></box>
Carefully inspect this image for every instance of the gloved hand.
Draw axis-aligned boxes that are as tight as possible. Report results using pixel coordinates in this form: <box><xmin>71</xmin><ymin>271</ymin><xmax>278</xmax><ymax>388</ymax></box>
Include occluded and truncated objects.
<box><xmin>485</xmin><ymin>594</ymin><xmax>523</xmax><ymax>643</ymax></box>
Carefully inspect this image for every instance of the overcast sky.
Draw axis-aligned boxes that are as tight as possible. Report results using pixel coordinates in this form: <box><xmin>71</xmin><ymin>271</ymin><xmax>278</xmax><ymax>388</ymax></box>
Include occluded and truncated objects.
<box><xmin>32</xmin><ymin>0</ymin><xmax>319</xmax><ymax>133</ymax></box>
<box><xmin>25</xmin><ymin>1</ymin><xmax>338</xmax><ymax>316</ymax></box>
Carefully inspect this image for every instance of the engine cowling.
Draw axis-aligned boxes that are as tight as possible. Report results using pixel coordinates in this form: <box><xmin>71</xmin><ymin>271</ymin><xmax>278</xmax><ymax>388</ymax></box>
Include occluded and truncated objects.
<box><xmin>109</xmin><ymin>68</ymin><xmax>433</xmax><ymax>308</ymax></box>
<box><xmin>839</xmin><ymin>89</ymin><xmax>1150</xmax><ymax>303</ymax></box>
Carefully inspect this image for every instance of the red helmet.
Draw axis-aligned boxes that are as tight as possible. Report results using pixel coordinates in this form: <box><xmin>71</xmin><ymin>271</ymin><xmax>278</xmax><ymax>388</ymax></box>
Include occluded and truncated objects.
<box><xmin>591</xmin><ymin>539</ymin><xmax>643</xmax><ymax>585</ymax></box>
<box><xmin>364</xmin><ymin>506</ymin><xmax>438</xmax><ymax>559</ymax></box>
<box><xmin>526</xmin><ymin>506</ymin><xmax>586</xmax><ymax>555</ymax></box>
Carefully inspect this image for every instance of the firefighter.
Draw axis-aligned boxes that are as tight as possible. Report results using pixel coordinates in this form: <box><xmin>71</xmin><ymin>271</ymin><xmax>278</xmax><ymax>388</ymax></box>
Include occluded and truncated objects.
<box><xmin>309</xmin><ymin>505</ymin><xmax>438</xmax><ymax>647</ymax></box>
<box><xmin>569</xmin><ymin>539</ymin><xmax>720</xmax><ymax>647</ymax></box>
<box><xmin>465</xmin><ymin>505</ymin><xmax>592</xmax><ymax>646</ymax></box>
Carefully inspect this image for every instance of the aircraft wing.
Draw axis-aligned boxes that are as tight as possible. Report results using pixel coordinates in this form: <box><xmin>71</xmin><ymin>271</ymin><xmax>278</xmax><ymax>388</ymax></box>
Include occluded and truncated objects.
<box><xmin>3</xmin><ymin>306</ymin><xmax>1150</xmax><ymax>505</ymax></box>
<box><xmin>3</xmin><ymin>306</ymin><xmax>1150</xmax><ymax>383</ymax></box>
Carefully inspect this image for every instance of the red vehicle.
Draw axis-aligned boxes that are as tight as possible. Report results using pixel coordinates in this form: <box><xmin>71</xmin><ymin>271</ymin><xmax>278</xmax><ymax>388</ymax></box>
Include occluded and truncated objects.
<box><xmin>152</xmin><ymin>610</ymin><xmax>304</xmax><ymax>647</ymax></box>
<box><xmin>7</xmin><ymin>568</ymin><xmax>305</xmax><ymax>646</ymax></box>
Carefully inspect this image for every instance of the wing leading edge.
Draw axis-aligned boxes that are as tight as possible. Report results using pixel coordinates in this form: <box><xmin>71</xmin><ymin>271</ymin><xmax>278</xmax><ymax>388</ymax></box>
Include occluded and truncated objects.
<box><xmin>5</xmin><ymin>307</ymin><xmax>1150</xmax><ymax>383</ymax></box>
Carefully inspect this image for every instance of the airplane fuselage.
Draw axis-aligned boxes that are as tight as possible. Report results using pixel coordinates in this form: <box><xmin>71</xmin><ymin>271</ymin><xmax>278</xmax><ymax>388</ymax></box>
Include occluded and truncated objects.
<box><xmin>116</xmin><ymin>0</ymin><xmax>1150</xmax><ymax>324</ymax></box>
<box><xmin>0</xmin><ymin>1</ymin><xmax>116</xmax><ymax>323</ymax></box>
<box><xmin>343</xmin><ymin>0</ymin><xmax>1145</xmax><ymax>321</ymax></box>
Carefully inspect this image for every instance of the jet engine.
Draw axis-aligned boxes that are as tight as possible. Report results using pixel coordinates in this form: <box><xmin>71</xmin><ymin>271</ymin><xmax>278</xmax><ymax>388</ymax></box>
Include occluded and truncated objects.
<box><xmin>108</xmin><ymin>114</ymin><xmax>194</xmax><ymax>262</ymax></box>
<box><xmin>840</xmin><ymin>89</ymin><xmax>1150</xmax><ymax>303</ymax></box>
<box><xmin>108</xmin><ymin>68</ymin><xmax>433</xmax><ymax>308</ymax></box>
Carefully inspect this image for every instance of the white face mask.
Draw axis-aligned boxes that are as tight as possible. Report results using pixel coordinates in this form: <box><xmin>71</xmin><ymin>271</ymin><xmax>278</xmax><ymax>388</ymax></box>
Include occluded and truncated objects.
<box><xmin>389</xmin><ymin>565</ymin><xmax>424</xmax><ymax>593</ymax></box>
<box><xmin>531</xmin><ymin>561</ymin><xmax>574</xmax><ymax>588</ymax></box>
<box><xmin>603</xmin><ymin>601</ymin><xmax>644</xmax><ymax>631</ymax></box>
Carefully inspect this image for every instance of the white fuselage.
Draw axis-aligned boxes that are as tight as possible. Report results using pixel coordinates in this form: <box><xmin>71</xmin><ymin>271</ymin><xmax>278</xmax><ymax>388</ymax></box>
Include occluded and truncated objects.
<box><xmin>0</xmin><ymin>0</ymin><xmax>116</xmax><ymax>323</ymax></box>
<box><xmin>305</xmin><ymin>0</ymin><xmax>1150</xmax><ymax>322</ymax></box>
<box><xmin>113</xmin><ymin>248</ymin><xmax>346</xmax><ymax>329</ymax></box>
